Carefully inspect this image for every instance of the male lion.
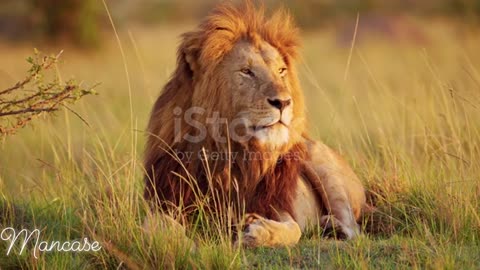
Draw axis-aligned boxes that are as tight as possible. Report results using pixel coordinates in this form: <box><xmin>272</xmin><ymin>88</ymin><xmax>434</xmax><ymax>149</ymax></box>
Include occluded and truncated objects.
<box><xmin>144</xmin><ymin>1</ymin><xmax>366</xmax><ymax>247</ymax></box>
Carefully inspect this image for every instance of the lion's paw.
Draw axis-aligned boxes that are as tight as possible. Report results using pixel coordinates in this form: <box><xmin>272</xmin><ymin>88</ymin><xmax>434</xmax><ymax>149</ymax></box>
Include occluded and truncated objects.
<box><xmin>235</xmin><ymin>213</ymin><xmax>271</xmax><ymax>248</ymax></box>
<box><xmin>320</xmin><ymin>215</ymin><xmax>359</xmax><ymax>240</ymax></box>
<box><xmin>244</xmin><ymin>213</ymin><xmax>262</xmax><ymax>225</ymax></box>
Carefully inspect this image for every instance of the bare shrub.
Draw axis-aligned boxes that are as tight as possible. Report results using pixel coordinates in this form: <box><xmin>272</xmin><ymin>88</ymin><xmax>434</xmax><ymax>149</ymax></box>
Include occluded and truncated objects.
<box><xmin>0</xmin><ymin>50</ymin><xmax>97</xmax><ymax>136</ymax></box>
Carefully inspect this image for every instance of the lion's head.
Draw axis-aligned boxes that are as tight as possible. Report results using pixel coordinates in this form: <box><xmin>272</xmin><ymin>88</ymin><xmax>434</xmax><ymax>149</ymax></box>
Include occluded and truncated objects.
<box><xmin>145</xmin><ymin>1</ymin><xmax>308</xmax><ymax>219</ymax></box>
<box><xmin>217</xmin><ymin>38</ymin><xmax>305</xmax><ymax>151</ymax></box>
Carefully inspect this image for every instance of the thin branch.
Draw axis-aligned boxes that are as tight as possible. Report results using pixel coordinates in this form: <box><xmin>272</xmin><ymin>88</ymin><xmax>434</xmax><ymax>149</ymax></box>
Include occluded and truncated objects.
<box><xmin>61</xmin><ymin>104</ymin><xmax>91</xmax><ymax>128</ymax></box>
<box><xmin>0</xmin><ymin>50</ymin><xmax>96</xmax><ymax>136</ymax></box>
<box><xmin>0</xmin><ymin>108</ymin><xmax>57</xmax><ymax>117</ymax></box>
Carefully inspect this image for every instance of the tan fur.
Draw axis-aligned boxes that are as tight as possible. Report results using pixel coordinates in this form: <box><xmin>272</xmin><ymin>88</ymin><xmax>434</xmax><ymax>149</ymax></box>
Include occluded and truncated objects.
<box><xmin>143</xmin><ymin>1</ymin><xmax>366</xmax><ymax>247</ymax></box>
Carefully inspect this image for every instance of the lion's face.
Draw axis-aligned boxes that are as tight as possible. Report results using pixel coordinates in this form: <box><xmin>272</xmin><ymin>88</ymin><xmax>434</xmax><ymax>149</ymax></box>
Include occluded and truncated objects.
<box><xmin>218</xmin><ymin>39</ymin><xmax>296</xmax><ymax>149</ymax></box>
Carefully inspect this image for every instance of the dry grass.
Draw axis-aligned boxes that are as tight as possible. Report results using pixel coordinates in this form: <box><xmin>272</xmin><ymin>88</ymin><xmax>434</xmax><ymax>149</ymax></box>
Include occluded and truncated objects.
<box><xmin>1</xmin><ymin>20</ymin><xmax>480</xmax><ymax>269</ymax></box>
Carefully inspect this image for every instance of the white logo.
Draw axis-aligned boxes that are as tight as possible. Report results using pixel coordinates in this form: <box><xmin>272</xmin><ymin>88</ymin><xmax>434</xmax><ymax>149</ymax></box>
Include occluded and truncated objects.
<box><xmin>1</xmin><ymin>227</ymin><xmax>102</xmax><ymax>259</ymax></box>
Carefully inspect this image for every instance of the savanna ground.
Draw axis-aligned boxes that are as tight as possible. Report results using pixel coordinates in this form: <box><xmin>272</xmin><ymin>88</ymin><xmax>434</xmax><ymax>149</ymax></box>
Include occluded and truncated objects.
<box><xmin>1</xmin><ymin>19</ymin><xmax>480</xmax><ymax>269</ymax></box>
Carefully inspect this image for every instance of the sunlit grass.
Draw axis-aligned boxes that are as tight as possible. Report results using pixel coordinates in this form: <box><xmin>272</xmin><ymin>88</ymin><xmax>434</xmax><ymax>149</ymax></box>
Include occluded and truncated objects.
<box><xmin>1</xmin><ymin>20</ymin><xmax>480</xmax><ymax>268</ymax></box>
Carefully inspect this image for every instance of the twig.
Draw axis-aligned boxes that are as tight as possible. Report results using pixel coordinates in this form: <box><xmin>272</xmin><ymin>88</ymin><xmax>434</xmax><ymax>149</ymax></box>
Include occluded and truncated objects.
<box><xmin>0</xmin><ymin>50</ymin><xmax>96</xmax><ymax>136</ymax></box>
<box><xmin>0</xmin><ymin>108</ymin><xmax>56</xmax><ymax>117</ymax></box>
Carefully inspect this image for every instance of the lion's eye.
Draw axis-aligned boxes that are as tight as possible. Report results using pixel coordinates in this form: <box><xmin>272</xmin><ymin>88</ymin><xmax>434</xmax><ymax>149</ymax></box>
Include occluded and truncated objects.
<box><xmin>279</xmin><ymin>67</ymin><xmax>287</xmax><ymax>76</ymax></box>
<box><xmin>241</xmin><ymin>68</ymin><xmax>254</xmax><ymax>77</ymax></box>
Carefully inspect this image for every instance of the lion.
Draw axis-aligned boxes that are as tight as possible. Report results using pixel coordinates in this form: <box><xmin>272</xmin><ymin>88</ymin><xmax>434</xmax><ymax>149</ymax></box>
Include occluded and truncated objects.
<box><xmin>143</xmin><ymin>1</ymin><xmax>366</xmax><ymax>247</ymax></box>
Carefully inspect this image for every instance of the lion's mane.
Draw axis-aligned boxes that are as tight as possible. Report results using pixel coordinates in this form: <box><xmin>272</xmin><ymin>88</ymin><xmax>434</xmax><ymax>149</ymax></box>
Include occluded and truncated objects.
<box><xmin>144</xmin><ymin>2</ymin><xmax>310</xmax><ymax>220</ymax></box>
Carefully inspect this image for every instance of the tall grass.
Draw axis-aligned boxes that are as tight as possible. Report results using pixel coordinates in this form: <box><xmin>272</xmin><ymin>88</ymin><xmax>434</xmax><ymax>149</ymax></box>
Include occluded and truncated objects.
<box><xmin>1</xmin><ymin>19</ymin><xmax>479</xmax><ymax>268</ymax></box>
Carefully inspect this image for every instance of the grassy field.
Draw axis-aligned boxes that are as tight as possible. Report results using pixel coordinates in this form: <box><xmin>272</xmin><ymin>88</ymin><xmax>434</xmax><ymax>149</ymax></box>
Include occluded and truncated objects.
<box><xmin>1</xmin><ymin>19</ymin><xmax>480</xmax><ymax>269</ymax></box>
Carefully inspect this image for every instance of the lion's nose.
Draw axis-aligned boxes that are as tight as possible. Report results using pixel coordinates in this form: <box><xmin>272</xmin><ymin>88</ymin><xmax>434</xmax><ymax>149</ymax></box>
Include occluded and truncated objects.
<box><xmin>267</xmin><ymin>97</ymin><xmax>292</xmax><ymax>111</ymax></box>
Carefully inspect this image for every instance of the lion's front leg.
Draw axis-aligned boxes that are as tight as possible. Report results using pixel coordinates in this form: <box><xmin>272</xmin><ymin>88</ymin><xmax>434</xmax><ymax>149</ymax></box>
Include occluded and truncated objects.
<box><xmin>305</xmin><ymin>140</ymin><xmax>366</xmax><ymax>240</ymax></box>
<box><xmin>235</xmin><ymin>212</ymin><xmax>301</xmax><ymax>248</ymax></box>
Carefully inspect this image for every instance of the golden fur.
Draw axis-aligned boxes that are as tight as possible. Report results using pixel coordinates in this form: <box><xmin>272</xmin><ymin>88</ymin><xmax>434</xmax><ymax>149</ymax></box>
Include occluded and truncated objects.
<box><xmin>143</xmin><ymin>1</ymin><xmax>366</xmax><ymax>247</ymax></box>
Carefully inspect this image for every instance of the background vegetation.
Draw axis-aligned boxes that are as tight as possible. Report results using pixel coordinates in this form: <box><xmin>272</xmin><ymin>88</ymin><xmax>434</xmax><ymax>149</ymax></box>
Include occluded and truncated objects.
<box><xmin>1</xmin><ymin>0</ymin><xmax>480</xmax><ymax>269</ymax></box>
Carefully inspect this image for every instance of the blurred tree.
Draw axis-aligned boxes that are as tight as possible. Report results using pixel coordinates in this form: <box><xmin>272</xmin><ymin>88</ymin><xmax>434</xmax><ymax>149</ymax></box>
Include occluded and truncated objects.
<box><xmin>30</xmin><ymin>0</ymin><xmax>100</xmax><ymax>47</ymax></box>
<box><xmin>1</xmin><ymin>0</ymin><xmax>479</xmax><ymax>44</ymax></box>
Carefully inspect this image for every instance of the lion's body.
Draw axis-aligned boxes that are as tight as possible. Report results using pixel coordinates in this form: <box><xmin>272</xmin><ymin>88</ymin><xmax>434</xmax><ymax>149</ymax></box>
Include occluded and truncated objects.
<box><xmin>144</xmin><ymin>1</ymin><xmax>366</xmax><ymax>247</ymax></box>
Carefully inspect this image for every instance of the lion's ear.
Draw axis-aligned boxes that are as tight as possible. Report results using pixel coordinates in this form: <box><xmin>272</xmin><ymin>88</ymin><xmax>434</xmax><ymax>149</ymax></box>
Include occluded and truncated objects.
<box><xmin>178</xmin><ymin>32</ymin><xmax>202</xmax><ymax>78</ymax></box>
<box><xmin>184</xmin><ymin>52</ymin><xmax>199</xmax><ymax>74</ymax></box>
